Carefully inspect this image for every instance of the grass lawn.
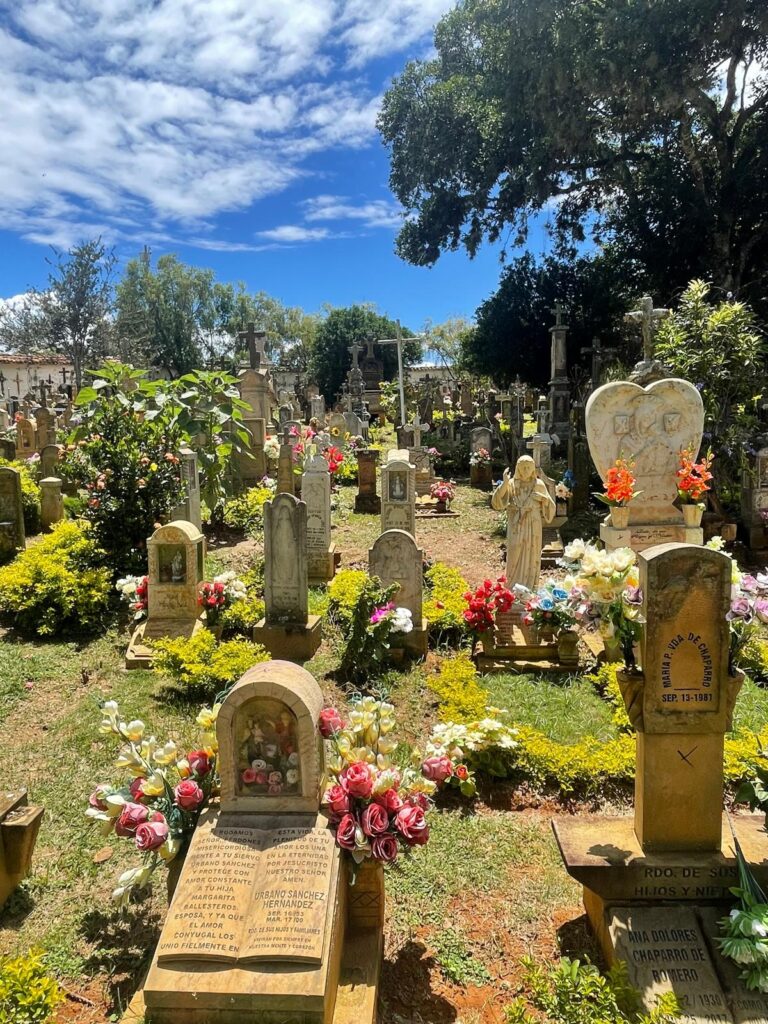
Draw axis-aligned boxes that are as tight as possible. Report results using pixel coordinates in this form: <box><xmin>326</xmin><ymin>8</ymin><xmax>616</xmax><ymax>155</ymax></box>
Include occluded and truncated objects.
<box><xmin>1</xmin><ymin>479</ymin><xmax>767</xmax><ymax>1024</ymax></box>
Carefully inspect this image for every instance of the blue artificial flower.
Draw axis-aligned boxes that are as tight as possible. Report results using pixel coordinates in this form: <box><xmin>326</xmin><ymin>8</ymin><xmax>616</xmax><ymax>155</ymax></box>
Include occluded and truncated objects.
<box><xmin>539</xmin><ymin>597</ymin><xmax>554</xmax><ymax>611</ymax></box>
<box><xmin>551</xmin><ymin>588</ymin><xmax>568</xmax><ymax>602</ymax></box>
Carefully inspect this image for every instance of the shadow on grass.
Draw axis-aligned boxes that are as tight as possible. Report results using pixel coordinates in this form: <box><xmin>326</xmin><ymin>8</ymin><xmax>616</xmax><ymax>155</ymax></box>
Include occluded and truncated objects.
<box><xmin>556</xmin><ymin>913</ymin><xmax>605</xmax><ymax>968</ymax></box>
<box><xmin>380</xmin><ymin>939</ymin><xmax>458</xmax><ymax>1023</ymax></box>
<box><xmin>0</xmin><ymin>881</ymin><xmax>36</xmax><ymax>929</ymax></box>
<box><xmin>79</xmin><ymin>902</ymin><xmax>162</xmax><ymax>1013</ymax></box>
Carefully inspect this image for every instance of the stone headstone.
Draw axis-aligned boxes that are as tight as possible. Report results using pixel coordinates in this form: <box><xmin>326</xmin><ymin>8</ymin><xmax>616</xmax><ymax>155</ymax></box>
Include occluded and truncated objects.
<box><xmin>380</xmin><ymin>451</ymin><xmax>416</xmax><ymax>535</ymax></box>
<box><xmin>239</xmin><ymin>367</ymin><xmax>275</xmax><ymax>424</ymax></box>
<box><xmin>740</xmin><ymin>445</ymin><xmax>768</xmax><ymax>550</ymax></box>
<box><xmin>470</xmin><ymin>426</ymin><xmax>493</xmax><ymax>489</ymax></box>
<box><xmin>14</xmin><ymin>416</ymin><xmax>36</xmax><ymax>457</ymax></box>
<box><xmin>276</xmin><ymin>442</ymin><xmax>296</xmax><ymax>496</ymax></box>
<box><xmin>0</xmin><ymin>438</ymin><xmax>15</xmax><ymax>462</ymax></box>
<box><xmin>470</xmin><ymin>425</ymin><xmax>492</xmax><ymax>454</ymax></box>
<box><xmin>40</xmin><ymin>478</ymin><xmax>64</xmax><ymax>531</ymax></box>
<box><xmin>40</xmin><ymin>444</ymin><xmax>62</xmax><ymax>479</ymax></box>
<box><xmin>586</xmin><ymin>379</ymin><xmax>705</xmax><ymax>552</ymax></box>
<box><xmin>235</xmin><ymin>416</ymin><xmax>267</xmax><ymax>492</ymax></box>
<box><xmin>302</xmin><ymin>453</ymin><xmax>337</xmax><ymax>585</ymax></box>
<box><xmin>142</xmin><ymin>661</ymin><xmax>377</xmax><ymax>1024</ymax></box>
<box><xmin>34</xmin><ymin>405</ymin><xmax>57</xmax><ymax>447</ymax></box>
<box><xmin>548</xmin><ymin>301</ymin><xmax>571</xmax><ymax>439</ymax></box>
<box><xmin>328</xmin><ymin>412</ymin><xmax>347</xmax><ymax>438</ymax></box>
<box><xmin>254</xmin><ymin>494</ymin><xmax>321</xmax><ymax>662</ymax></box>
<box><xmin>126</xmin><ymin>521</ymin><xmax>206</xmax><ymax>669</ymax></box>
<box><xmin>369</xmin><ymin>529</ymin><xmax>427</xmax><ymax>656</ymax></box>
<box><xmin>354</xmin><ymin>449</ymin><xmax>381</xmax><ymax>514</ymax></box>
<box><xmin>309</xmin><ymin>395</ymin><xmax>326</xmax><ymax>423</ymax></box>
<box><xmin>344</xmin><ymin>411</ymin><xmax>364</xmax><ymax>438</ymax></box>
<box><xmin>0</xmin><ymin>466</ymin><xmax>25</xmax><ymax>562</ymax></box>
<box><xmin>408</xmin><ymin>447</ymin><xmax>435</xmax><ymax>497</ymax></box>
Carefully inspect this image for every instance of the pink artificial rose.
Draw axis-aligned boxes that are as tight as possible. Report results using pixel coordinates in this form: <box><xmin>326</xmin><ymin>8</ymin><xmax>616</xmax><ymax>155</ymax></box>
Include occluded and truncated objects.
<box><xmin>135</xmin><ymin>815</ymin><xmax>169</xmax><ymax>852</ymax></box>
<box><xmin>361</xmin><ymin>802</ymin><xmax>389</xmax><ymax>837</ymax></box>
<box><xmin>374</xmin><ymin>789</ymin><xmax>403</xmax><ymax>814</ymax></box>
<box><xmin>395</xmin><ymin>805</ymin><xmax>429</xmax><ymax>847</ymax></box>
<box><xmin>421</xmin><ymin>755</ymin><xmax>453</xmax><ymax>784</ymax></box>
<box><xmin>255</xmin><ymin>772</ymin><xmax>268</xmax><ymax>785</ymax></box>
<box><xmin>242</xmin><ymin>768</ymin><xmax>257</xmax><ymax>785</ymax></box>
<box><xmin>324</xmin><ymin>784</ymin><xmax>350</xmax><ymax>819</ymax></box>
<box><xmin>115</xmin><ymin>802</ymin><xmax>150</xmax><ymax>837</ymax></box>
<box><xmin>88</xmin><ymin>785</ymin><xmax>111</xmax><ymax>811</ymax></box>
<box><xmin>319</xmin><ymin>707</ymin><xmax>344</xmax><ymax>738</ymax></box>
<box><xmin>187</xmin><ymin>749</ymin><xmax>211</xmax><ymax>777</ymax></box>
<box><xmin>407</xmin><ymin>791</ymin><xmax>431</xmax><ymax>811</ymax></box>
<box><xmin>371</xmin><ymin>834</ymin><xmax>399</xmax><ymax>863</ymax></box>
<box><xmin>340</xmin><ymin>761</ymin><xmax>374</xmax><ymax>799</ymax></box>
<box><xmin>335</xmin><ymin>813</ymin><xmax>357</xmax><ymax>851</ymax></box>
<box><xmin>268</xmin><ymin>783</ymin><xmax>282</xmax><ymax>794</ymax></box>
<box><xmin>174</xmin><ymin>779</ymin><xmax>204</xmax><ymax>811</ymax></box>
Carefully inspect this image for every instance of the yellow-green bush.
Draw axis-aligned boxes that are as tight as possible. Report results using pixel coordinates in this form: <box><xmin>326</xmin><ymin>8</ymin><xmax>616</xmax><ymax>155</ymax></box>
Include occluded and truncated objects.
<box><xmin>0</xmin><ymin>520</ymin><xmax>111</xmax><ymax>636</ymax></box>
<box><xmin>152</xmin><ymin>631</ymin><xmax>269</xmax><ymax>695</ymax></box>
<box><xmin>424</xmin><ymin>563</ymin><xmax>469</xmax><ymax>638</ymax></box>
<box><xmin>0</xmin><ymin>949</ymin><xmax>63</xmax><ymax>1023</ymax></box>
<box><xmin>428</xmin><ymin>653</ymin><xmax>490</xmax><ymax>723</ymax></box>
<box><xmin>0</xmin><ymin>458</ymin><xmax>41</xmax><ymax>534</ymax></box>
<box><xmin>222</xmin><ymin>485</ymin><xmax>273</xmax><ymax>535</ymax></box>
<box><xmin>737</xmin><ymin>635</ymin><xmax>768</xmax><ymax>683</ymax></box>
<box><xmin>220</xmin><ymin>596</ymin><xmax>266</xmax><ymax>638</ymax></box>
<box><xmin>327</xmin><ymin>568</ymin><xmax>369</xmax><ymax>625</ymax></box>
<box><xmin>584</xmin><ymin>663</ymin><xmax>632</xmax><ymax>731</ymax></box>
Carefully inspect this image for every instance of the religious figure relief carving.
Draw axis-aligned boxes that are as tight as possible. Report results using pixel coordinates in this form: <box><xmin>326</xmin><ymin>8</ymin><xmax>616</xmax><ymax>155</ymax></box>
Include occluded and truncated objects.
<box><xmin>389</xmin><ymin>471</ymin><xmax>406</xmax><ymax>501</ymax></box>
<box><xmin>236</xmin><ymin>698</ymin><xmax>301</xmax><ymax>797</ymax></box>
<box><xmin>491</xmin><ymin>455</ymin><xmax>556</xmax><ymax>592</ymax></box>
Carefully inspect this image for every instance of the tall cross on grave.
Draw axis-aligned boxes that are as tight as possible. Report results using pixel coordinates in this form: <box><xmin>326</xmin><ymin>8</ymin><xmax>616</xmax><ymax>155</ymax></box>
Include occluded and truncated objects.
<box><xmin>13</xmin><ymin>373</ymin><xmax>21</xmax><ymax>395</ymax></box>
<box><xmin>527</xmin><ymin>434</ymin><xmax>550</xmax><ymax>470</ymax></box>
<box><xmin>0</xmin><ymin>371</ymin><xmax>5</xmax><ymax>396</ymax></box>
<box><xmin>60</xmin><ymin>367</ymin><xmax>69</xmax><ymax>386</ymax></box>
<box><xmin>549</xmin><ymin>300</ymin><xmax>566</xmax><ymax>328</ymax></box>
<box><xmin>239</xmin><ymin>322</ymin><xmax>267</xmax><ymax>369</ymax></box>
<box><xmin>348</xmin><ymin>342</ymin><xmax>363</xmax><ymax>369</ymax></box>
<box><xmin>580</xmin><ymin>336</ymin><xmax>618</xmax><ymax>388</ymax></box>
<box><xmin>38</xmin><ymin>380</ymin><xmax>48</xmax><ymax>408</ymax></box>
<box><xmin>625</xmin><ymin>295</ymin><xmax>669</xmax><ymax>362</ymax></box>
<box><xmin>379</xmin><ymin>320</ymin><xmax>423</xmax><ymax>426</ymax></box>
<box><xmin>364</xmin><ymin>338</ymin><xmax>376</xmax><ymax>360</ymax></box>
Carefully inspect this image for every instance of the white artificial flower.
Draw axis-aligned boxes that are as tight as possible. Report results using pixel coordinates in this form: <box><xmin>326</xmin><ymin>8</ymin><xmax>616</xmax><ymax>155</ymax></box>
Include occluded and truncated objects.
<box><xmin>563</xmin><ymin>538</ymin><xmax>586</xmax><ymax>560</ymax></box>
<box><xmin>391</xmin><ymin>608</ymin><xmax>414</xmax><ymax>634</ymax></box>
<box><xmin>706</xmin><ymin>535</ymin><xmax>726</xmax><ymax>550</ymax></box>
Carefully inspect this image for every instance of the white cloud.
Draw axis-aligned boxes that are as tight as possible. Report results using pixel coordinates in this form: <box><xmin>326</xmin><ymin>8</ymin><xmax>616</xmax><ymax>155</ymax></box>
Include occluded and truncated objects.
<box><xmin>0</xmin><ymin>0</ymin><xmax>450</xmax><ymax>249</ymax></box>
<box><xmin>302</xmin><ymin>194</ymin><xmax>404</xmax><ymax>228</ymax></box>
<box><xmin>256</xmin><ymin>225</ymin><xmax>332</xmax><ymax>243</ymax></box>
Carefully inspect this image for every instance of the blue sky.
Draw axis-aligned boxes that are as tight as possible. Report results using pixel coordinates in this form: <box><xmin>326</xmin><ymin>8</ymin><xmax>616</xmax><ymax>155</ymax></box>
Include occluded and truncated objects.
<box><xmin>0</xmin><ymin>0</ymin><xmax>552</xmax><ymax>331</ymax></box>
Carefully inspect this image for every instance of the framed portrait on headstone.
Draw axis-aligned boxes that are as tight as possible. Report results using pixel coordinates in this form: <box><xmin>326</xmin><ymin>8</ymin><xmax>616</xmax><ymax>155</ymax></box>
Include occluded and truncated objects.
<box><xmin>236</xmin><ymin>698</ymin><xmax>301</xmax><ymax>797</ymax></box>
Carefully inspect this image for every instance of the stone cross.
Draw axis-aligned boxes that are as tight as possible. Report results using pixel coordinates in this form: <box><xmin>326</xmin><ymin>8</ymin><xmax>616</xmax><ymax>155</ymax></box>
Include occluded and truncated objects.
<box><xmin>0</xmin><ymin>372</ymin><xmax>5</xmax><ymax>395</ymax></box>
<box><xmin>13</xmin><ymin>373</ymin><xmax>21</xmax><ymax>395</ymax></box>
<box><xmin>364</xmin><ymin>339</ymin><xmax>376</xmax><ymax>360</ymax></box>
<box><xmin>624</xmin><ymin>295</ymin><xmax>669</xmax><ymax>362</ymax></box>
<box><xmin>348</xmin><ymin>342</ymin><xmax>363</xmax><ymax>369</ymax></box>
<box><xmin>549</xmin><ymin>300</ymin><xmax>566</xmax><ymax>327</ymax></box>
<box><xmin>238</xmin><ymin>322</ymin><xmax>267</xmax><ymax>369</ymax></box>
<box><xmin>580</xmin><ymin>336</ymin><xmax>618</xmax><ymax>387</ymax></box>
<box><xmin>405</xmin><ymin>412</ymin><xmax>425</xmax><ymax>448</ymax></box>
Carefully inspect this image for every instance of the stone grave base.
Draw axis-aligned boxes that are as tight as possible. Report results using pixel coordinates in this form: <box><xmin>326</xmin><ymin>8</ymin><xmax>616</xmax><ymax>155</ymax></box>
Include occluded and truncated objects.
<box><xmin>470</xmin><ymin>465</ymin><xmax>493</xmax><ymax>490</ymax></box>
<box><xmin>541</xmin><ymin>526</ymin><xmax>564</xmax><ymax>566</ymax></box>
<box><xmin>1</xmin><ymin>788</ymin><xmax>44</xmax><ymax>910</ymax></box>
<box><xmin>415</xmin><ymin>503</ymin><xmax>460</xmax><ymax>519</ymax></box>
<box><xmin>126</xmin><ymin>618</ymin><xmax>206</xmax><ymax>670</ymax></box>
<box><xmin>743</xmin><ymin>521</ymin><xmax>768</xmax><ymax>552</ymax></box>
<box><xmin>555</xmin><ymin>814</ymin><xmax>768</xmax><ymax>1022</ymax></box>
<box><xmin>354</xmin><ymin>493</ymin><xmax>381</xmax><ymax>514</ymax></box>
<box><xmin>390</xmin><ymin>618</ymin><xmax>429</xmax><ymax>659</ymax></box>
<box><xmin>475</xmin><ymin>625</ymin><xmax>579</xmax><ymax>675</ymax></box>
<box><xmin>253</xmin><ymin>615</ymin><xmax>322</xmax><ymax>662</ymax></box>
<box><xmin>308</xmin><ymin>544</ymin><xmax>341</xmax><ymax>586</ymax></box>
<box><xmin>600</xmin><ymin>519</ymin><xmax>703</xmax><ymax>553</ymax></box>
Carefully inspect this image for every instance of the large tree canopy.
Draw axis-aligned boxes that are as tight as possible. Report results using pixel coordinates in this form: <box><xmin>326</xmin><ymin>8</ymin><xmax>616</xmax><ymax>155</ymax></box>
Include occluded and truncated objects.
<box><xmin>310</xmin><ymin>306</ymin><xmax>419</xmax><ymax>402</ymax></box>
<box><xmin>462</xmin><ymin>252</ymin><xmax>636</xmax><ymax>387</ymax></box>
<box><xmin>379</xmin><ymin>0</ymin><xmax>768</xmax><ymax>302</ymax></box>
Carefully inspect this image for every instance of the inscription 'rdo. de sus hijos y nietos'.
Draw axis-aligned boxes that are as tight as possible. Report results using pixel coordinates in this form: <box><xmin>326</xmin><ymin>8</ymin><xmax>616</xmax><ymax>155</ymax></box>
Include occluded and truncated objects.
<box><xmin>659</xmin><ymin>630</ymin><xmax>715</xmax><ymax>710</ymax></box>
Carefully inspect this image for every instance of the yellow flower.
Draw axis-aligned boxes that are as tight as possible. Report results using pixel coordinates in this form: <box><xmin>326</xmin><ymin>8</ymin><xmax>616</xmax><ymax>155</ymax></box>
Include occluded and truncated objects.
<box><xmin>149</xmin><ymin>462</ymin><xmax>158</xmax><ymax>472</ymax></box>
<box><xmin>196</xmin><ymin>703</ymin><xmax>221</xmax><ymax>730</ymax></box>
<box><xmin>201</xmin><ymin>731</ymin><xmax>218</xmax><ymax>753</ymax></box>
<box><xmin>154</xmin><ymin>741</ymin><xmax>178</xmax><ymax>766</ymax></box>
<box><xmin>140</xmin><ymin>771</ymin><xmax>166</xmax><ymax>797</ymax></box>
<box><xmin>176</xmin><ymin>758</ymin><xmax>191</xmax><ymax>778</ymax></box>
<box><xmin>159</xmin><ymin>836</ymin><xmax>181</xmax><ymax>862</ymax></box>
<box><xmin>115</xmin><ymin>746</ymin><xmax>146</xmax><ymax>775</ymax></box>
<box><xmin>124</xmin><ymin>720</ymin><xmax>146</xmax><ymax>742</ymax></box>
<box><xmin>331</xmin><ymin>427</ymin><xmax>340</xmax><ymax>436</ymax></box>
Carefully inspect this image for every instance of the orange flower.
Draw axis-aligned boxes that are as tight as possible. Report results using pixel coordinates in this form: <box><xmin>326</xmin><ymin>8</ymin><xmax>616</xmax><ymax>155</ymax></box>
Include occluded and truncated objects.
<box><xmin>604</xmin><ymin>457</ymin><xmax>637</xmax><ymax>505</ymax></box>
<box><xmin>676</xmin><ymin>447</ymin><xmax>713</xmax><ymax>503</ymax></box>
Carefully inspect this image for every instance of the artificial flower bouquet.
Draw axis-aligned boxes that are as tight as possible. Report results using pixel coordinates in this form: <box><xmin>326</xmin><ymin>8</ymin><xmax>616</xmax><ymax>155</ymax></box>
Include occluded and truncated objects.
<box><xmin>116</xmin><ymin>575</ymin><xmax>148</xmax><ymax>620</ymax></box>
<box><xmin>718</xmin><ymin>844</ymin><xmax>768</xmax><ymax>993</ymax></box>
<box><xmin>555</xmin><ymin>469</ymin><xmax>575</xmax><ymax>501</ymax></box>
<box><xmin>198</xmin><ymin>571</ymin><xmax>248</xmax><ymax>625</ymax></box>
<box><xmin>594</xmin><ymin>455</ymin><xmax>641</xmax><ymax>507</ymax></box>
<box><xmin>263</xmin><ymin>436</ymin><xmax>281</xmax><ymax>463</ymax></box>
<box><xmin>86</xmin><ymin>699</ymin><xmax>220</xmax><ymax>906</ymax></box>
<box><xmin>430</xmin><ymin>480</ymin><xmax>456</xmax><ymax>504</ymax></box>
<box><xmin>726</xmin><ymin>564</ymin><xmax>768</xmax><ymax>673</ymax></box>
<box><xmin>462</xmin><ymin>577</ymin><xmax>515</xmax><ymax>633</ymax></box>
<box><xmin>320</xmin><ymin>698</ymin><xmax>435</xmax><ymax>865</ymax></box>
<box><xmin>677</xmin><ymin>445</ymin><xmax>714</xmax><ymax>505</ymax></box>
<box><xmin>427</xmin><ymin>710</ymin><xmax>519</xmax><ymax>787</ymax></box>
<box><xmin>522</xmin><ymin>584</ymin><xmax>576</xmax><ymax>634</ymax></box>
<box><xmin>469</xmin><ymin>447</ymin><xmax>491</xmax><ymax>467</ymax></box>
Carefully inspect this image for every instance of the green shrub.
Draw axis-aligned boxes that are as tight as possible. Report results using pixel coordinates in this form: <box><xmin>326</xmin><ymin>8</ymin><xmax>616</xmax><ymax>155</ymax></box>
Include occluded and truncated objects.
<box><xmin>737</xmin><ymin>634</ymin><xmax>768</xmax><ymax>684</ymax></box>
<box><xmin>220</xmin><ymin>596</ymin><xmax>266</xmax><ymax>638</ymax></box>
<box><xmin>424</xmin><ymin>562</ymin><xmax>468</xmax><ymax>642</ymax></box>
<box><xmin>0</xmin><ymin>521</ymin><xmax>111</xmax><ymax>636</ymax></box>
<box><xmin>327</xmin><ymin>569</ymin><xmax>370</xmax><ymax>626</ymax></box>
<box><xmin>222</xmin><ymin>486</ymin><xmax>273</xmax><ymax>535</ymax></box>
<box><xmin>152</xmin><ymin>630</ymin><xmax>269</xmax><ymax>694</ymax></box>
<box><xmin>0</xmin><ymin>949</ymin><xmax>64</xmax><ymax>1024</ymax></box>
<box><xmin>428</xmin><ymin>653</ymin><xmax>489</xmax><ymax>722</ymax></box>
<box><xmin>506</xmin><ymin>956</ymin><xmax>679</xmax><ymax>1023</ymax></box>
<box><xmin>585</xmin><ymin>663</ymin><xmax>632</xmax><ymax>731</ymax></box>
<box><xmin>0</xmin><ymin>458</ymin><xmax>41</xmax><ymax>534</ymax></box>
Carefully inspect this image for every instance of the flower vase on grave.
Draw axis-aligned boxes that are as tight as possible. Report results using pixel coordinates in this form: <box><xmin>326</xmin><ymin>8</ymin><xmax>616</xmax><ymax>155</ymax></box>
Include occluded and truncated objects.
<box><xmin>539</xmin><ymin>625</ymin><xmax>556</xmax><ymax>644</ymax></box>
<box><xmin>602</xmin><ymin>636</ymin><xmax>622</xmax><ymax>662</ymax></box>
<box><xmin>557</xmin><ymin>629</ymin><xmax>579</xmax><ymax>667</ymax></box>
<box><xmin>682</xmin><ymin>503</ymin><xmax>704</xmax><ymax>527</ymax></box>
<box><xmin>435</xmin><ymin>499</ymin><xmax>447</xmax><ymax>514</ymax></box>
<box><xmin>610</xmin><ymin>505</ymin><xmax>630</xmax><ymax>529</ymax></box>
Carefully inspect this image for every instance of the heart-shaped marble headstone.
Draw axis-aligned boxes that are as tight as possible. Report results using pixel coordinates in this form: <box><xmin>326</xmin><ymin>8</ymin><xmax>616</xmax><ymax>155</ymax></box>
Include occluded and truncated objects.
<box><xmin>585</xmin><ymin>379</ymin><xmax>704</xmax><ymax>523</ymax></box>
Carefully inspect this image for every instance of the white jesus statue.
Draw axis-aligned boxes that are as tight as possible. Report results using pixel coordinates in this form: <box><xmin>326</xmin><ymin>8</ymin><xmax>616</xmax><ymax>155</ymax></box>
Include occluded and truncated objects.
<box><xmin>491</xmin><ymin>455</ymin><xmax>556</xmax><ymax>593</ymax></box>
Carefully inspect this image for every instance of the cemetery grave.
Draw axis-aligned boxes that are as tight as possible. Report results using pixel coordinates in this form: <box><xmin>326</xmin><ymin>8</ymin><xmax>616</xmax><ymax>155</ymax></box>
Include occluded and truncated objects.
<box><xmin>4</xmin><ymin>304</ymin><xmax>768</xmax><ymax>1024</ymax></box>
